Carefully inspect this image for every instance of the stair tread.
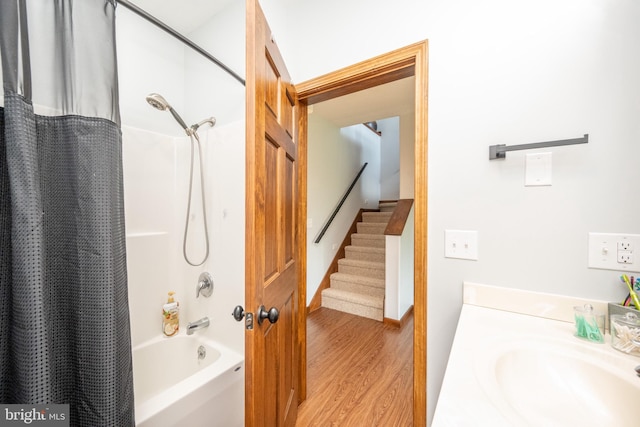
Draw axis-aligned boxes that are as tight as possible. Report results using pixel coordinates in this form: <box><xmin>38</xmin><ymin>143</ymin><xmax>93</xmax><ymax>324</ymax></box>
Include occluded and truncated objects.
<box><xmin>322</xmin><ymin>288</ymin><xmax>384</xmax><ymax>308</ymax></box>
<box><xmin>352</xmin><ymin>233</ymin><xmax>385</xmax><ymax>239</ymax></box>
<box><xmin>362</xmin><ymin>213</ymin><xmax>393</xmax><ymax>223</ymax></box>
<box><xmin>338</xmin><ymin>258</ymin><xmax>384</xmax><ymax>269</ymax></box>
<box><xmin>330</xmin><ymin>272</ymin><xmax>385</xmax><ymax>288</ymax></box>
<box><xmin>357</xmin><ymin>223</ymin><xmax>388</xmax><ymax>234</ymax></box>
<box><xmin>351</xmin><ymin>233</ymin><xmax>385</xmax><ymax>249</ymax></box>
<box><xmin>345</xmin><ymin>245</ymin><xmax>385</xmax><ymax>253</ymax></box>
<box><xmin>362</xmin><ymin>212</ymin><xmax>393</xmax><ymax>217</ymax></box>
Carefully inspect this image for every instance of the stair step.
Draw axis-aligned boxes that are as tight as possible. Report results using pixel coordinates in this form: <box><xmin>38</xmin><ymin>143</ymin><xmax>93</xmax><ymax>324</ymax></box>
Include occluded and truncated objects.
<box><xmin>345</xmin><ymin>245</ymin><xmax>385</xmax><ymax>263</ymax></box>
<box><xmin>362</xmin><ymin>211</ymin><xmax>393</xmax><ymax>223</ymax></box>
<box><xmin>378</xmin><ymin>201</ymin><xmax>397</xmax><ymax>212</ymax></box>
<box><xmin>351</xmin><ymin>233</ymin><xmax>385</xmax><ymax>248</ymax></box>
<box><xmin>356</xmin><ymin>222</ymin><xmax>387</xmax><ymax>235</ymax></box>
<box><xmin>321</xmin><ymin>288</ymin><xmax>384</xmax><ymax>321</ymax></box>
<box><xmin>338</xmin><ymin>258</ymin><xmax>384</xmax><ymax>279</ymax></box>
<box><xmin>330</xmin><ymin>272</ymin><xmax>385</xmax><ymax>296</ymax></box>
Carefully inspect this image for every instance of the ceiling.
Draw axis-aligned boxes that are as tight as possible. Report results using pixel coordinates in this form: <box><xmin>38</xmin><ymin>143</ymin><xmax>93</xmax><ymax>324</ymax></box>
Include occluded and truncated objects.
<box><xmin>310</xmin><ymin>77</ymin><xmax>415</xmax><ymax>128</ymax></box>
<box><xmin>122</xmin><ymin>1</ymin><xmax>415</xmax><ymax>127</ymax></box>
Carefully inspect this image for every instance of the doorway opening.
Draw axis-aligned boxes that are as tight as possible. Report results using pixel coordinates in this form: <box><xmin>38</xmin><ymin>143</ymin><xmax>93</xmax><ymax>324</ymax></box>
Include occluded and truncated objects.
<box><xmin>296</xmin><ymin>40</ymin><xmax>428</xmax><ymax>426</ymax></box>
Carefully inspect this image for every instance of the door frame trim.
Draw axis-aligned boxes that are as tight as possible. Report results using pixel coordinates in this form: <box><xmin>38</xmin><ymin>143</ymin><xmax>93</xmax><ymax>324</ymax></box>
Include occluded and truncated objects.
<box><xmin>295</xmin><ymin>40</ymin><xmax>428</xmax><ymax>426</ymax></box>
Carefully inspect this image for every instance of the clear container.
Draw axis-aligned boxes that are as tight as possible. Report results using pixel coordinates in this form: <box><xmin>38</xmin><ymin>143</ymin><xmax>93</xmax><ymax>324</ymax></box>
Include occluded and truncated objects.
<box><xmin>573</xmin><ymin>304</ymin><xmax>604</xmax><ymax>343</ymax></box>
<box><xmin>610</xmin><ymin>312</ymin><xmax>640</xmax><ymax>356</ymax></box>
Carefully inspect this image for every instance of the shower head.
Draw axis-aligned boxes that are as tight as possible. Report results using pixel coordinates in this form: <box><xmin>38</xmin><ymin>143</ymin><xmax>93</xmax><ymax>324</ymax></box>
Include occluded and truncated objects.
<box><xmin>146</xmin><ymin>93</ymin><xmax>170</xmax><ymax>111</ymax></box>
<box><xmin>146</xmin><ymin>93</ymin><xmax>191</xmax><ymax>135</ymax></box>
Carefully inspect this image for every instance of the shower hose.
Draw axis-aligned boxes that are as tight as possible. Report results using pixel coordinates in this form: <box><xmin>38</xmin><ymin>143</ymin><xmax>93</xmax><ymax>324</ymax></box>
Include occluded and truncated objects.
<box><xmin>183</xmin><ymin>131</ymin><xmax>210</xmax><ymax>266</ymax></box>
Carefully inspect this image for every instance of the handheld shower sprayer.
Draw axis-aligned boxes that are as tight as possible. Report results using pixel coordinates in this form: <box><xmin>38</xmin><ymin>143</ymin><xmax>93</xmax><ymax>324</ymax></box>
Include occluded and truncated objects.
<box><xmin>146</xmin><ymin>93</ymin><xmax>217</xmax><ymax>135</ymax></box>
<box><xmin>145</xmin><ymin>92</ymin><xmax>217</xmax><ymax>266</ymax></box>
<box><xmin>146</xmin><ymin>93</ymin><xmax>191</xmax><ymax>135</ymax></box>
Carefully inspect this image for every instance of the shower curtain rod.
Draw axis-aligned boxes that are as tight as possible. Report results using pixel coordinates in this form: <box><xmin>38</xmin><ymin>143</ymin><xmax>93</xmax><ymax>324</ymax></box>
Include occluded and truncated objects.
<box><xmin>117</xmin><ymin>0</ymin><xmax>246</xmax><ymax>86</ymax></box>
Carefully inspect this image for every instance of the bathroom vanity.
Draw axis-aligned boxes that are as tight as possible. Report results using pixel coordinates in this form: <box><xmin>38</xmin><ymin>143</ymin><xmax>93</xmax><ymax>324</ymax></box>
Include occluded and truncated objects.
<box><xmin>432</xmin><ymin>282</ymin><xmax>640</xmax><ymax>427</ymax></box>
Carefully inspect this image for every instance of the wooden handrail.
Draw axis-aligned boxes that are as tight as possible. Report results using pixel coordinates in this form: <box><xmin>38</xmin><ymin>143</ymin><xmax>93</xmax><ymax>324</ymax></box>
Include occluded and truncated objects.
<box><xmin>384</xmin><ymin>199</ymin><xmax>414</xmax><ymax>236</ymax></box>
<box><xmin>314</xmin><ymin>163</ymin><xmax>368</xmax><ymax>244</ymax></box>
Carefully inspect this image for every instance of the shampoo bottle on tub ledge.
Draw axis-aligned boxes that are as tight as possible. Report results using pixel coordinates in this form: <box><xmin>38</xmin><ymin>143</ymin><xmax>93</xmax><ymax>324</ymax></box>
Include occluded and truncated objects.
<box><xmin>162</xmin><ymin>291</ymin><xmax>179</xmax><ymax>337</ymax></box>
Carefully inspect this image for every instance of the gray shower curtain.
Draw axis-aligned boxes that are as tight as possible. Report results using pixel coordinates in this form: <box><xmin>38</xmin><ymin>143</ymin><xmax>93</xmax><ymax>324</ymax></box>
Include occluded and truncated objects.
<box><xmin>0</xmin><ymin>1</ymin><xmax>134</xmax><ymax>425</ymax></box>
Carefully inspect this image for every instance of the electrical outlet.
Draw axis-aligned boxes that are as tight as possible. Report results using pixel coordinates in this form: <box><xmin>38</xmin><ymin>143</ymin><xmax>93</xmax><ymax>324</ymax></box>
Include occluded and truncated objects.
<box><xmin>618</xmin><ymin>241</ymin><xmax>633</xmax><ymax>251</ymax></box>
<box><xmin>617</xmin><ymin>239</ymin><xmax>634</xmax><ymax>264</ymax></box>
<box><xmin>588</xmin><ymin>232</ymin><xmax>640</xmax><ymax>272</ymax></box>
<box><xmin>618</xmin><ymin>251</ymin><xmax>633</xmax><ymax>264</ymax></box>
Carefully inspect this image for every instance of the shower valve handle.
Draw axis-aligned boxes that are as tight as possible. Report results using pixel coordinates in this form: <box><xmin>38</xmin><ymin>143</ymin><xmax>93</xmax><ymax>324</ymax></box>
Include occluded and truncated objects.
<box><xmin>257</xmin><ymin>305</ymin><xmax>279</xmax><ymax>325</ymax></box>
<box><xmin>197</xmin><ymin>272</ymin><xmax>214</xmax><ymax>298</ymax></box>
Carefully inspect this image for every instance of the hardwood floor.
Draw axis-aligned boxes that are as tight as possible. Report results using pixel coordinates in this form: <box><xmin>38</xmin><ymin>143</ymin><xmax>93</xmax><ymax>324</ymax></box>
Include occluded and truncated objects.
<box><xmin>296</xmin><ymin>308</ymin><xmax>413</xmax><ymax>426</ymax></box>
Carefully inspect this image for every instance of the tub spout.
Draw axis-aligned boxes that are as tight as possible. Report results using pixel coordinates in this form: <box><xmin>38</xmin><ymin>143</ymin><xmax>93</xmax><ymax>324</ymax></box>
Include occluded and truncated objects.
<box><xmin>187</xmin><ymin>317</ymin><xmax>210</xmax><ymax>335</ymax></box>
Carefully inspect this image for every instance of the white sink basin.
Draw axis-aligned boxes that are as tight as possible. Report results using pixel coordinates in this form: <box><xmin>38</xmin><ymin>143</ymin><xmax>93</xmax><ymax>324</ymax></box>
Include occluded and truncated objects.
<box><xmin>434</xmin><ymin>299</ymin><xmax>640</xmax><ymax>427</ymax></box>
<box><xmin>476</xmin><ymin>338</ymin><xmax>640</xmax><ymax>426</ymax></box>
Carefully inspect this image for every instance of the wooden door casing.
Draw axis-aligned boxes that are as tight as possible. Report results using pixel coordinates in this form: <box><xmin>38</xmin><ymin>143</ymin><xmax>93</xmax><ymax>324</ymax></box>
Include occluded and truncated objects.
<box><xmin>296</xmin><ymin>40</ymin><xmax>429</xmax><ymax>426</ymax></box>
<box><xmin>246</xmin><ymin>1</ymin><xmax>299</xmax><ymax>426</ymax></box>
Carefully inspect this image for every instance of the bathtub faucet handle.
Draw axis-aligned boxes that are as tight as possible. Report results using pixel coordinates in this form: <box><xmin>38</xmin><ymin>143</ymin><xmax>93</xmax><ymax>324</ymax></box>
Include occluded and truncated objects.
<box><xmin>197</xmin><ymin>272</ymin><xmax>214</xmax><ymax>298</ymax></box>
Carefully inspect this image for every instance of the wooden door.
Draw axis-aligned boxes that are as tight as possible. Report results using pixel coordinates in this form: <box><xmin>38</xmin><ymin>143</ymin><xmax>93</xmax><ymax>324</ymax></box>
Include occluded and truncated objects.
<box><xmin>245</xmin><ymin>0</ymin><xmax>299</xmax><ymax>426</ymax></box>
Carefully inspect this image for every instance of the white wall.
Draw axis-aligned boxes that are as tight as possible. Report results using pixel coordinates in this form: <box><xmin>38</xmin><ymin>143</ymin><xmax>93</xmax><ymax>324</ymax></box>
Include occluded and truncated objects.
<box><xmin>116</xmin><ymin>11</ymin><xmax>187</xmax><ymax>136</ymax></box>
<box><xmin>399</xmin><ymin>206</ymin><xmax>415</xmax><ymax>316</ymax></box>
<box><xmin>378</xmin><ymin>117</ymin><xmax>400</xmax><ymax>200</ymax></box>
<box><xmin>306</xmin><ymin>114</ymin><xmax>381</xmax><ymax>304</ymax></box>
<box><xmin>341</xmin><ymin>125</ymin><xmax>382</xmax><ymax>209</ymax></box>
<box><xmin>384</xmin><ymin>205</ymin><xmax>415</xmax><ymax>321</ymax></box>
<box><xmin>399</xmin><ymin>111</ymin><xmax>415</xmax><ymax>199</ymax></box>
<box><xmin>260</xmin><ymin>0</ymin><xmax>640</xmax><ymax>424</ymax></box>
<box><xmin>184</xmin><ymin>1</ymin><xmax>246</xmax><ymax>126</ymax></box>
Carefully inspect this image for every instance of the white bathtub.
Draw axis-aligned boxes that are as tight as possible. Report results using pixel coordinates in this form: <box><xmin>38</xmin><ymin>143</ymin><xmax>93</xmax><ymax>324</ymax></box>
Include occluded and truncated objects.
<box><xmin>133</xmin><ymin>333</ymin><xmax>244</xmax><ymax>427</ymax></box>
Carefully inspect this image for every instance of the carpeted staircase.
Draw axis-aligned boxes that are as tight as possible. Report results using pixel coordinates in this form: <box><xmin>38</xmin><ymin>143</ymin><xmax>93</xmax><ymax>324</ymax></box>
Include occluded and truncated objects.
<box><xmin>321</xmin><ymin>202</ymin><xmax>397</xmax><ymax>321</ymax></box>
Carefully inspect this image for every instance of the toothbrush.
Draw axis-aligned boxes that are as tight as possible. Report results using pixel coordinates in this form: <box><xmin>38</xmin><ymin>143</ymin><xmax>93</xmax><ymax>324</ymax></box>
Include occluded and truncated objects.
<box><xmin>622</xmin><ymin>274</ymin><xmax>640</xmax><ymax>310</ymax></box>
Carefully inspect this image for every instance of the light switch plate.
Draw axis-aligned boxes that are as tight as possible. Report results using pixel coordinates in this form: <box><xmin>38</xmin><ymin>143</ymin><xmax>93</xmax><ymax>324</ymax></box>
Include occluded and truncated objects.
<box><xmin>525</xmin><ymin>152</ymin><xmax>552</xmax><ymax>186</ymax></box>
<box><xmin>445</xmin><ymin>230</ymin><xmax>478</xmax><ymax>261</ymax></box>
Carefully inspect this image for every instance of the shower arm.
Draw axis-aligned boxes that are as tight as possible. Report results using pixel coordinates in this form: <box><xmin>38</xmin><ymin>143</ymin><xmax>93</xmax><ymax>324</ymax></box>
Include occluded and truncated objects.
<box><xmin>191</xmin><ymin>117</ymin><xmax>216</xmax><ymax>133</ymax></box>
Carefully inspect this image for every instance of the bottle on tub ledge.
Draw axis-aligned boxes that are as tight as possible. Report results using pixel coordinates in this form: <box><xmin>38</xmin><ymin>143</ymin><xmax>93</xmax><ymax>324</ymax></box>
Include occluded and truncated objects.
<box><xmin>162</xmin><ymin>291</ymin><xmax>180</xmax><ymax>337</ymax></box>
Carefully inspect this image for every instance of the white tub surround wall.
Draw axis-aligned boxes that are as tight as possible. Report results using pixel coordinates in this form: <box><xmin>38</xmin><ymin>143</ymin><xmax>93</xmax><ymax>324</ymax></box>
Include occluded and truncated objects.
<box><xmin>433</xmin><ymin>282</ymin><xmax>640</xmax><ymax>427</ymax></box>
<box><xmin>122</xmin><ymin>123</ymin><xmax>245</xmax><ymax>353</ymax></box>
<box><xmin>185</xmin><ymin>122</ymin><xmax>245</xmax><ymax>354</ymax></box>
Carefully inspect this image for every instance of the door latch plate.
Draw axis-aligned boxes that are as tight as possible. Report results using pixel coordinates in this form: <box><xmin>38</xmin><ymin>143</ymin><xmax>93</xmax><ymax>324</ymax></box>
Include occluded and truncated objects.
<box><xmin>246</xmin><ymin>312</ymin><xmax>254</xmax><ymax>330</ymax></box>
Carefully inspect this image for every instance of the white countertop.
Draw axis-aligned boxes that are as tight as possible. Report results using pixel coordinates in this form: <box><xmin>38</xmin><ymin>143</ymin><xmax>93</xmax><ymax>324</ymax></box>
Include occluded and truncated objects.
<box><xmin>432</xmin><ymin>282</ymin><xmax>640</xmax><ymax>427</ymax></box>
